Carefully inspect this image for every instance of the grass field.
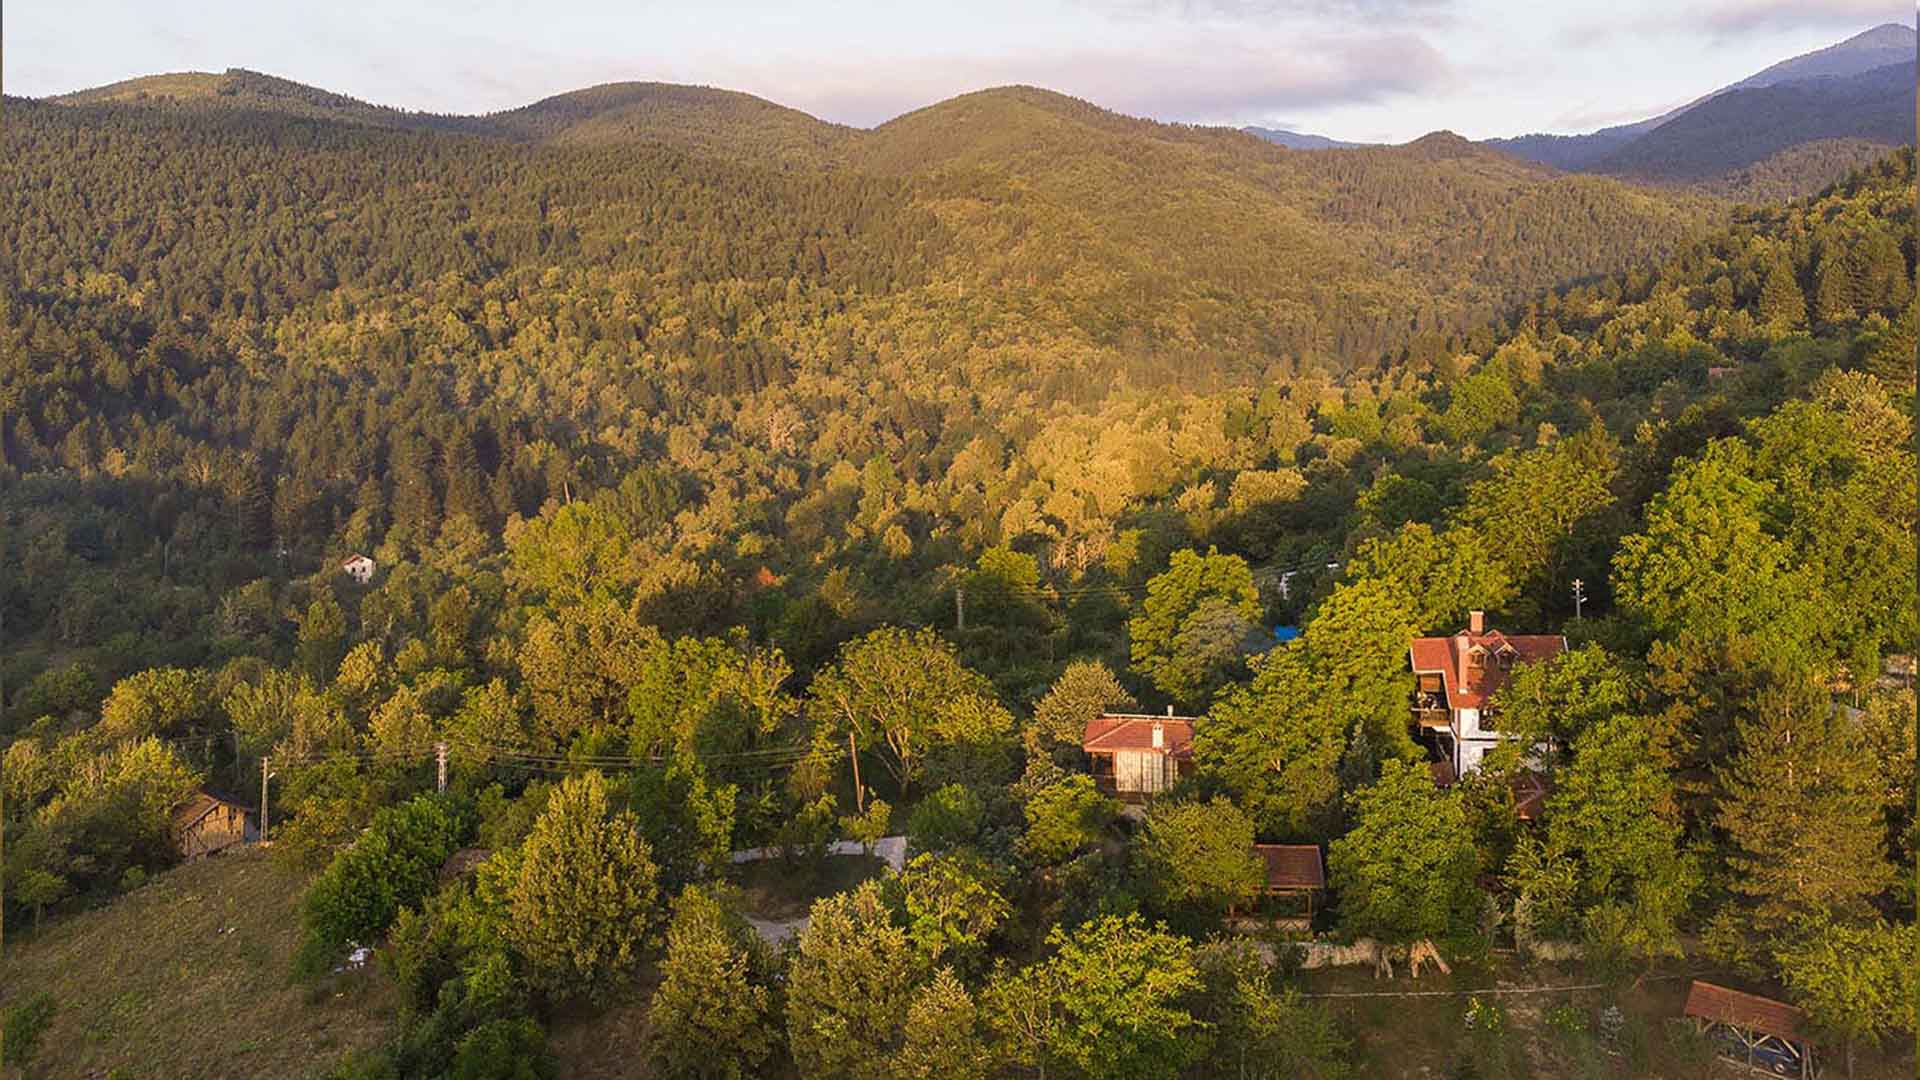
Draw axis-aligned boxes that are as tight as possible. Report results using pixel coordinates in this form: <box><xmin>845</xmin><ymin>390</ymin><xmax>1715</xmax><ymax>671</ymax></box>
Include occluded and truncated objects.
<box><xmin>0</xmin><ymin>849</ymin><xmax>395</xmax><ymax>1079</ymax></box>
<box><xmin>5</xmin><ymin>853</ymin><xmax>1912</xmax><ymax>1080</ymax></box>
<box><xmin>1304</xmin><ymin>958</ymin><xmax>1915</xmax><ymax>1080</ymax></box>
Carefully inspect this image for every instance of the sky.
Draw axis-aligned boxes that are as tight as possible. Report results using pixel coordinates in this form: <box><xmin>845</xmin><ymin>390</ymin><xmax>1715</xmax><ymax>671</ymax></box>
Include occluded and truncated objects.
<box><xmin>3</xmin><ymin>0</ymin><xmax>1911</xmax><ymax>143</ymax></box>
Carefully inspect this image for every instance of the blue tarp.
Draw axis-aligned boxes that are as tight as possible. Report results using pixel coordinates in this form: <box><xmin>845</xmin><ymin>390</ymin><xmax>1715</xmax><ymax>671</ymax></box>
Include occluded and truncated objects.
<box><xmin>1272</xmin><ymin>625</ymin><xmax>1301</xmax><ymax>643</ymax></box>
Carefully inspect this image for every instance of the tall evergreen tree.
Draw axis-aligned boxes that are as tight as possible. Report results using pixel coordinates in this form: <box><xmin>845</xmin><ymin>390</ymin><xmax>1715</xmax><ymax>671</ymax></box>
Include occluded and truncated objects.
<box><xmin>1812</xmin><ymin>252</ymin><xmax>1856</xmax><ymax>325</ymax></box>
<box><xmin>1757</xmin><ymin>254</ymin><xmax>1808</xmax><ymax>330</ymax></box>
<box><xmin>1715</xmin><ymin>680</ymin><xmax>1894</xmax><ymax>935</ymax></box>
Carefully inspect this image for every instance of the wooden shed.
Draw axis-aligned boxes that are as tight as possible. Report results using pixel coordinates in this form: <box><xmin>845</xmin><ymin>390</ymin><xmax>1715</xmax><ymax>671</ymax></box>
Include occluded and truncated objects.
<box><xmin>1682</xmin><ymin>980</ymin><xmax>1816</xmax><ymax>1078</ymax></box>
<box><xmin>172</xmin><ymin>790</ymin><xmax>258</xmax><ymax>860</ymax></box>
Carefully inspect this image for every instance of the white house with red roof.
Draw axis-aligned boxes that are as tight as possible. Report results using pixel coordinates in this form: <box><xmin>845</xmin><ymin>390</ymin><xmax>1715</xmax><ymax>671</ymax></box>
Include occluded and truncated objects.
<box><xmin>1082</xmin><ymin>709</ymin><xmax>1196</xmax><ymax>800</ymax></box>
<box><xmin>1408</xmin><ymin>610</ymin><xmax>1566</xmax><ymax>776</ymax></box>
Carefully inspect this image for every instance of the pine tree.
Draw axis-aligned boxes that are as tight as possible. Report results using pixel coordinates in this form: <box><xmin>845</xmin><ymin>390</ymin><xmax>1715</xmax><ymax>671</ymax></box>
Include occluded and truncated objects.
<box><xmin>1848</xmin><ymin>229</ymin><xmax>1911</xmax><ymax>314</ymax></box>
<box><xmin>1863</xmin><ymin>298</ymin><xmax>1917</xmax><ymax>392</ymax></box>
<box><xmin>1757</xmin><ymin>254</ymin><xmax>1808</xmax><ymax>331</ymax></box>
<box><xmin>1715</xmin><ymin>681</ymin><xmax>1893</xmax><ymax>934</ymax></box>
<box><xmin>1812</xmin><ymin>253</ymin><xmax>1856</xmax><ymax>326</ymax></box>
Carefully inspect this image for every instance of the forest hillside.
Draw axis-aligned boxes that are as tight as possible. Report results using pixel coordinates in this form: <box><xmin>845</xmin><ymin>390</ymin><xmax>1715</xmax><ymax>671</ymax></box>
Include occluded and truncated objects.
<box><xmin>0</xmin><ymin>57</ymin><xmax>1914</xmax><ymax>1080</ymax></box>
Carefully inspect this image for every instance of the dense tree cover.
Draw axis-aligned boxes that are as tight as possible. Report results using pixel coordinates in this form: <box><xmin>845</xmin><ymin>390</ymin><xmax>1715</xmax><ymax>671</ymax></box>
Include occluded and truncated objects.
<box><xmin>1328</xmin><ymin>760</ymin><xmax>1482</xmax><ymax>949</ymax></box>
<box><xmin>0</xmin><ymin>83</ymin><xmax>1719</xmax><ymax>706</ymax></box>
<box><xmin>1</xmin><ymin>78</ymin><xmax>1914</xmax><ymax>1079</ymax></box>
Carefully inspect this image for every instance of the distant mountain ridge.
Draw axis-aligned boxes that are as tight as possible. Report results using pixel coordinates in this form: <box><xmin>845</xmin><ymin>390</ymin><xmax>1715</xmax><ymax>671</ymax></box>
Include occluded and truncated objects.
<box><xmin>44</xmin><ymin>22</ymin><xmax>1911</xmax><ymax>197</ymax></box>
<box><xmin>1588</xmin><ymin>60</ymin><xmax>1914</xmax><ymax>183</ymax></box>
<box><xmin>1241</xmin><ymin>126</ymin><xmax>1366</xmax><ymax>150</ymax></box>
<box><xmin>1484</xmin><ymin>23</ymin><xmax>1915</xmax><ymax>192</ymax></box>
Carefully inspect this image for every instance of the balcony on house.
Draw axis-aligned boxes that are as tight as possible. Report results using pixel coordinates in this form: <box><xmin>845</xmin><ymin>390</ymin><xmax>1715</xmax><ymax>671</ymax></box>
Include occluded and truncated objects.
<box><xmin>1412</xmin><ymin>673</ymin><xmax>1450</xmax><ymax>729</ymax></box>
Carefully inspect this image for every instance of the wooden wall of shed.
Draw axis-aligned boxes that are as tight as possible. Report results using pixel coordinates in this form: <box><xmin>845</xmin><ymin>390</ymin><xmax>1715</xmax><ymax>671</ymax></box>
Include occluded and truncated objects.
<box><xmin>179</xmin><ymin>805</ymin><xmax>251</xmax><ymax>858</ymax></box>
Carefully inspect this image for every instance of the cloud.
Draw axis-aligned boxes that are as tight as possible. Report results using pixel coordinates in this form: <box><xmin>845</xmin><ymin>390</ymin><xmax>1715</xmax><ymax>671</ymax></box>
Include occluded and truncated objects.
<box><xmin>1090</xmin><ymin>0</ymin><xmax>1453</xmax><ymax>21</ymax></box>
<box><xmin>1561</xmin><ymin>0</ymin><xmax>1909</xmax><ymax>45</ymax></box>
<box><xmin>1688</xmin><ymin>0</ymin><xmax>1910</xmax><ymax>36</ymax></box>
<box><xmin>690</xmin><ymin>31</ymin><xmax>1453</xmax><ymax>127</ymax></box>
<box><xmin>1548</xmin><ymin>96</ymin><xmax>1690</xmax><ymax>132</ymax></box>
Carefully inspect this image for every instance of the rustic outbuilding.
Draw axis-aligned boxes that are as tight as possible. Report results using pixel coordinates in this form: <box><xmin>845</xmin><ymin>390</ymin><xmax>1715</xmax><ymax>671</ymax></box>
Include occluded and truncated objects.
<box><xmin>1682</xmin><ymin>980</ymin><xmax>1816</xmax><ymax>1078</ymax></box>
<box><xmin>1253</xmin><ymin>843</ymin><xmax>1325</xmax><ymax>924</ymax></box>
<box><xmin>172</xmin><ymin>790</ymin><xmax>259</xmax><ymax>859</ymax></box>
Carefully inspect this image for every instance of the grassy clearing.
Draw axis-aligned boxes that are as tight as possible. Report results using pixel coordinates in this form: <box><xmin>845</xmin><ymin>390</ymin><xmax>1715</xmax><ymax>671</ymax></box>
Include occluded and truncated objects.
<box><xmin>1302</xmin><ymin>958</ymin><xmax>1914</xmax><ymax>1079</ymax></box>
<box><xmin>725</xmin><ymin>853</ymin><xmax>886</xmax><ymax>921</ymax></box>
<box><xmin>0</xmin><ymin>848</ymin><xmax>395</xmax><ymax>1080</ymax></box>
<box><xmin>9</xmin><ymin>855</ymin><xmax>1909</xmax><ymax>1080</ymax></box>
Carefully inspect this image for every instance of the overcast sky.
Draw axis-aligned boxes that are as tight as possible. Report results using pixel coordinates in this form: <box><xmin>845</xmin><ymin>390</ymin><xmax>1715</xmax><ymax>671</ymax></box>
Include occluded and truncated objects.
<box><xmin>3</xmin><ymin>1</ymin><xmax>1910</xmax><ymax>142</ymax></box>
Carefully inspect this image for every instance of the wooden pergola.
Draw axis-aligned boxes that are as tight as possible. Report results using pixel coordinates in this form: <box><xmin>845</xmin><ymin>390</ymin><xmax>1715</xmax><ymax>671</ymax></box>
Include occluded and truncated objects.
<box><xmin>1682</xmin><ymin>980</ymin><xmax>1817</xmax><ymax>1078</ymax></box>
<box><xmin>1253</xmin><ymin>844</ymin><xmax>1325</xmax><ymax>926</ymax></box>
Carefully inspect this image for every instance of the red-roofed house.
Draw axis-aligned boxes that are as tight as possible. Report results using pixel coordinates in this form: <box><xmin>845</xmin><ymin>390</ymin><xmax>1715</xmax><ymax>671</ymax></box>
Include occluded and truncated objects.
<box><xmin>1083</xmin><ymin>710</ymin><xmax>1196</xmax><ymax>800</ymax></box>
<box><xmin>1409</xmin><ymin>610</ymin><xmax>1566</xmax><ymax>776</ymax></box>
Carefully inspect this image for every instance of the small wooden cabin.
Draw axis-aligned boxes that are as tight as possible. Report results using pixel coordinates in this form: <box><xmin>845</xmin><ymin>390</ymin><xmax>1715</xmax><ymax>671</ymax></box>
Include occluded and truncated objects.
<box><xmin>172</xmin><ymin>790</ymin><xmax>258</xmax><ymax>859</ymax></box>
<box><xmin>1682</xmin><ymin>980</ymin><xmax>1816</xmax><ymax>1078</ymax></box>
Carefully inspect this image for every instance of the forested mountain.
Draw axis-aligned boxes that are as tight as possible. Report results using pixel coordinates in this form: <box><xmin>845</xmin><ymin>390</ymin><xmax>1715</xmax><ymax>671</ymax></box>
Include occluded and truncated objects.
<box><xmin>1486</xmin><ymin>23</ymin><xmax>1915</xmax><ymax>195</ymax></box>
<box><xmin>1724</xmin><ymin>21</ymin><xmax>1915</xmax><ymax>89</ymax></box>
<box><xmin>52</xmin><ymin>68</ymin><xmax>448</xmax><ymax>129</ymax></box>
<box><xmin>1585</xmin><ymin>62</ymin><xmax>1915</xmax><ymax>185</ymax></box>
<box><xmin>1</xmin><ymin>53</ymin><xmax>1915</xmax><ymax>1078</ymax></box>
<box><xmin>0</xmin><ymin>82</ymin><xmax>1720</xmax><ymax>692</ymax></box>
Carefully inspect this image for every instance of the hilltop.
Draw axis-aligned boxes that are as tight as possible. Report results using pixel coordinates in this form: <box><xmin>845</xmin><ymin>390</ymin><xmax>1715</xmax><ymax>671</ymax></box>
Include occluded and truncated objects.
<box><xmin>53</xmin><ymin>67</ymin><xmax>443</xmax><ymax>129</ymax></box>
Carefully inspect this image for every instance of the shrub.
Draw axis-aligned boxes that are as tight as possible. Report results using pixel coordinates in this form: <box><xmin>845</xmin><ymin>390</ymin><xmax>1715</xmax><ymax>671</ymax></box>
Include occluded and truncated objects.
<box><xmin>1017</xmin><ymin>774</ymin><xmax>1117</xmax><ymax>865</ymax></box>
<box><xmin>906</xmin><ymin>784</ymin><xmax>985</xmax><ymax>853</ymax></box>
<box><xmin>300</xmin><ymin>794</ymin><xmax>472</xmax><ymax>961</ymax></box>
<box><xmin>2</xmin><ymin>992</ymin><xmax>58</xmax><ymax>1068</ymax></box>
<box><xmin>448</xmin><ymin>1018</ymin><xmax>554</xmax><ymax>1080</ymax></box>
<box><xmin>319</xmin><ymin>1048</ymin><xmax>401</xmax><ymax>1080</ymax></box>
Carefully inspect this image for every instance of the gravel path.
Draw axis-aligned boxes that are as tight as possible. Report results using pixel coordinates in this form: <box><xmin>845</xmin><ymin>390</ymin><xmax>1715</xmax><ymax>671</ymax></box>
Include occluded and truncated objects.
<box><xmin>726</xmin><ymin>835</ymin><xmax>907</xmax><ymax>873</ymax></box>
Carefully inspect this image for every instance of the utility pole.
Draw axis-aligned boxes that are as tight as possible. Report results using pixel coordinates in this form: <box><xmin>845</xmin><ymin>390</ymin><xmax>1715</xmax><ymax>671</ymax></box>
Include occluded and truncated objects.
<box><xmin>436</xmin><ymin>741</ymin><xmax>448</xmax><ymax>794</ymax></box>
<box><xmin>955</xmin><ymin>587</ymin><xmax>966</xmax><ymax>631</ymax></box>
<box><xmin>1571</xmin><ymin>579</ymin><xmax>1587</xmax><ymax>620</ymax></box>
<box><xmin>260</xmin><ymin>756</ymin><xmax>271</xmax><ymax>844</ymax></box>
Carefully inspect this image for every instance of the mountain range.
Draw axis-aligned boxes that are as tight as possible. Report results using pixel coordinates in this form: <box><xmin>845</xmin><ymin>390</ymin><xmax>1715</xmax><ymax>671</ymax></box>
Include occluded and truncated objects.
<box><xmin>1485</xmin><ymin>23</ymin><xmax>1914</xmax><ymax>194</ymax></box>
<box><xmin>41</xmin><ymin>21</ymin><xmax>1914</xmax><ymax>199</ymax></box>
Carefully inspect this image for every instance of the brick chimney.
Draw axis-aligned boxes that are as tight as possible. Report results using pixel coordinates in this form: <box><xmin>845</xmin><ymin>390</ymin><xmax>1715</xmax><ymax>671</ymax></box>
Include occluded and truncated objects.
<box><xmin>1151</xmin><ymin>719</ymin><xmax>1165</xmax><ymax>750</ymax></box>
<box><xmin>1468</xmin><ymin>610</ymin><xmax>1485</xmax><ymax>635</ymax></box>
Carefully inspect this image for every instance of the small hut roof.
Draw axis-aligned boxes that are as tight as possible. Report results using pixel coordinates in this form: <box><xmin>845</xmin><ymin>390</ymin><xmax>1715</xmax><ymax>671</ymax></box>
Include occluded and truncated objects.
<box><xmin>1254</xmin><ymin>843</ymin><xmax>1325</xmax><ymax>891</ymax></box>
<box><xmin>1682</xmin><ymin>981</ymin><xmax>1807</xmax><ymax>1042</ymax></box>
